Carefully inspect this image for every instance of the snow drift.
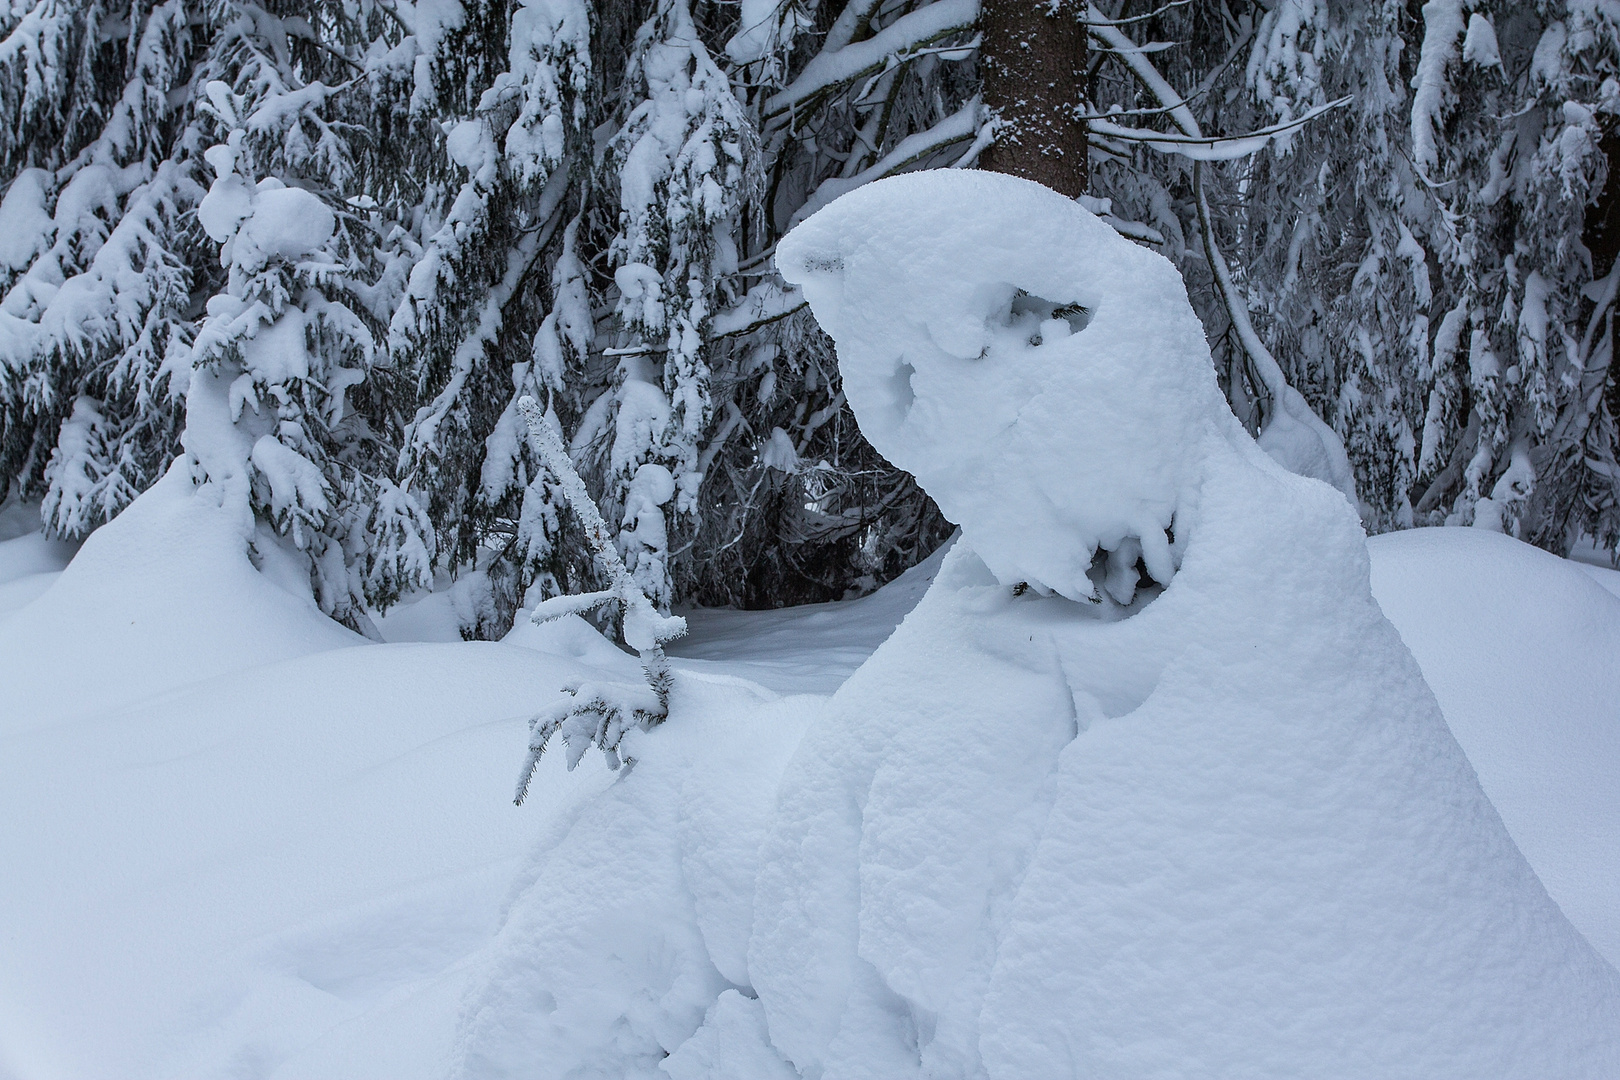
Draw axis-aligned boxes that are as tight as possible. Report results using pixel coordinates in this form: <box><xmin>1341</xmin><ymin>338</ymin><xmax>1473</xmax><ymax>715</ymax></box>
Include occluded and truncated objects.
<box><xmin>459</xmin><ymin>171</ymin><xmax>1620</xmax><ymax>1078</ymax></box>
<box><xmin>0</xmin><ymin>463</ymin><xmax>358</xmax><ymax>728</ymax></box>
<box><xmin>747</xmin><ymin>170</ymin><xmax>1620</xmax><ymax>1077</ymax></box>
<box><xmin>1369</xmin><ymin>527</ymin><xmax>1620</xmax><ymax>969</ymax></box>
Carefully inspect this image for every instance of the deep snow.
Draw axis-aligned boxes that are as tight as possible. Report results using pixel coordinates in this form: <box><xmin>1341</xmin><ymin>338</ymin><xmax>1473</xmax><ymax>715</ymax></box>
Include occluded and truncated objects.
<box><xmin>5</xmin><ymin>171</ymin><xmax>1620</xmax><ymax>1078</ymax></box>
<box><xmin>1</xmin><ymin>494</ymin><xmax>1618</xmax><ymax>1078</ymax></box>
<box><xmin>760</xmin><ymin>171</ymin><xmax>1617</xmax><ymax>1077</ymax></box>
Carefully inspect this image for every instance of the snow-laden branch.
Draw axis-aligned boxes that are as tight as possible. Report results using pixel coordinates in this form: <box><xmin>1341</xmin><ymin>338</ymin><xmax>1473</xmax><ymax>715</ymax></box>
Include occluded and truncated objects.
<box><xmin>400</xmin><ymin>226</ymin><xmax>545</xmax><ymax>466</ymax></box>
<box><xmin>1086</xmin><ymin>96</ymin><xmax>1350</xmax><ymax>161</ymax></box>
<box><xmin>822</xmin><ymin>0</ymin><xmax>885</xmax><ymax>55</ymax></box>
<box><xmin>512</xmin><ymin>395</ymin><xmax>687</xmax><ymax>799</ymax></box>
<box><xmin>1088</xmin><ymin>16</ymin><xmax>1202</xmax><ymax>136</ymax></box>
<box><xmin>763</xmin><ymin>0</ymin><xmax>978</xmax><ymax>125</ymax></box>
<box><xmin>710</xmin><ymin>280</ymin><xmax>806</xmax><ymax>338</ymax></box>
<box><xmin>1091</xmin><ymin>6</ymin><xmax>1356</xmax><ymax>503</ymax></box>
<box><xmin>1080</xmin><ymin>0</ymin><xmax>1192</xmax><ymax>27</ymax></box>
<box><xmin>791</xmin><ymin>98</ymin><xmax>982</xmax><ymax>226</ymax></box>
<box><xmin>1411</xmin><ymin>0</ymin><xmax>1465</xmax><ymax>177</ymax></box>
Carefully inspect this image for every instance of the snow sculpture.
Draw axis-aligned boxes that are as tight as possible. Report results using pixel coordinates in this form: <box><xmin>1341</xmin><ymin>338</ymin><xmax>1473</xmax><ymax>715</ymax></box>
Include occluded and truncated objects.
<box><xmin>743</xmin><ymin>170</ymin><xmax>1620</xmax><ymax>1077</ymax></box>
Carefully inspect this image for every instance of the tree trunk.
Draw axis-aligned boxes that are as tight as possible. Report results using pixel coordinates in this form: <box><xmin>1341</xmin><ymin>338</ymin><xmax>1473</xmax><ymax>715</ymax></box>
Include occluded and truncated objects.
<box><xmin>978</xmin><ymin>0</ymin><xmax>1088</xmax><ymax>197</ymax></box>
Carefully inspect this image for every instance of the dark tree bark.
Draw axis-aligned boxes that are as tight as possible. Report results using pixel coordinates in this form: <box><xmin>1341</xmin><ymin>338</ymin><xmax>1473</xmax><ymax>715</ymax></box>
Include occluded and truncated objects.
<box><xmin>978</xmin><ymin>0</ymin><xmax>1089</xmax><ymax>197</ymax></box>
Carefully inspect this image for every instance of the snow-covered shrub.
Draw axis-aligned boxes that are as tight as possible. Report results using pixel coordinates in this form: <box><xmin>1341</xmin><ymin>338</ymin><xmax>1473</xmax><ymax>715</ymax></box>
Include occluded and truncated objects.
<box><xmin>511</xmin><ymin>395</ymin><xmax>686</xmax><ymax>787</ymax></box>
<box><xmin>179</xmin><ymin>85</ymin><xmax>431</xmax><ymax>632</ymax></box>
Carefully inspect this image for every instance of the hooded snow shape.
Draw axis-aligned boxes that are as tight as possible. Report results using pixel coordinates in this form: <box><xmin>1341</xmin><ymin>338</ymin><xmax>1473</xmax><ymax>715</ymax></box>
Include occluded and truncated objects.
<box><xmin>746</xmin><ymin>170</ymin><xmax>1620</xmax><ymax>1078</ymax></box>
<box><xmin>781</xmin><ymin>172</ymin><xmax>1219</xmax><ymax>603</ymax></box>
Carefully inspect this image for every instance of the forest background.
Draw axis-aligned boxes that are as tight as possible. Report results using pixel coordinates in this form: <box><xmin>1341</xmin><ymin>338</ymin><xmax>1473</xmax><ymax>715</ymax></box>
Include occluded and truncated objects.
<box><xmin>2</xmin><ymin>0</ymin><xmax>1617</xmax><ymax>640</ymax></box>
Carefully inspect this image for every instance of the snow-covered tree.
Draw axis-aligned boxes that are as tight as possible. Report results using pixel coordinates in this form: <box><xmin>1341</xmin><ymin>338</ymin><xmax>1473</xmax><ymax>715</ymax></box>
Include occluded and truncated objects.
<box><xmin>388</xmin><ymin>0</ymin><xmax>595</xmax><ymax>633</ymax></box>
<box><xmin>7</xmin><ymin>0</ymin><xmax>1620</xmax><ymax>641</ymax></box>
<box><xmin>0</xmin><ymin>0</ymin><xmax>201</xmax><ymax>535</ymax></box>
<box><xmin>385</xmin><ymin>0</ymin><xmax>978</xmax><ymax>634</ymax></box>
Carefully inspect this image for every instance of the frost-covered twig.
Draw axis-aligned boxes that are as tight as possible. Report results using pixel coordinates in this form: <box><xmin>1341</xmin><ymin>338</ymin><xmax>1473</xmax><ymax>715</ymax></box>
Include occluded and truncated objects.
<box><xmin>513</xmin><ymin>396</ymin><xmax>687</xmax><ymax>801</ymax></box>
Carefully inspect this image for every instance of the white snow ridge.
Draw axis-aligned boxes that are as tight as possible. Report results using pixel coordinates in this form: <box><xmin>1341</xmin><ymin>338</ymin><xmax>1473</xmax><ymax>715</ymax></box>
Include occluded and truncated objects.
<box><xmin>450</xmin><ymin>170</ymin><xmax>1620</xmax><ymax>1080</ymax></box>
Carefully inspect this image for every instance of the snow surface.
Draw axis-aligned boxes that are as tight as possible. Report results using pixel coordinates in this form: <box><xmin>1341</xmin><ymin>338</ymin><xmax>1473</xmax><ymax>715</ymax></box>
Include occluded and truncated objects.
<box><xmin>764</xmin><ymin>171</ymin><xmax>1618</xmax><ymax>1077</ymax></box>
<box><xmin>5</xmin><ymin>171</ymin><xmax>1620</xmax><ymax>1078</ymax></box>
<box><xmin>1368</xmin><ymin>527</ymin><xmax>1620</xmax><ymax>966</ymax></box>
<box><xmin>0</xmin><ymin>464</ymin><xmax>356</xmax><ymax>726</ymax></box>
<box><xmin>2</xmin><ymin>489</ymin><xmax>1618</xmax><ymax>1078</ymax></box>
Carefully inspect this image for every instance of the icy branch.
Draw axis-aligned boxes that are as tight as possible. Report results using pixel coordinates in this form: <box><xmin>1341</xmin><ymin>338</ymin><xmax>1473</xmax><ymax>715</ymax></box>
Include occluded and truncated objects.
<box><xmin>512</xmin><ymin>395</ymin><xmax>687</xmax><ymax>800</ymax></box>
<box><xmin>529</xmin><ymin>589</ymin><xmax>619</xmax><ymax>622</ymax></box>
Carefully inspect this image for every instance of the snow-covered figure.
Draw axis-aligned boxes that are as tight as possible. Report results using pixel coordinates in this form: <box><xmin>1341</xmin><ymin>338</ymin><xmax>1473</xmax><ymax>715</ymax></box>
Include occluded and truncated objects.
<box><xmin>453</xmin><ymin>170</ymin><xmax>1620</xmax><ymax>1079</ymax></box>
<box><xmin>741</xmin><ymin>170</ymin><xmax>1620</xmax><ymax>1077</ymax></box>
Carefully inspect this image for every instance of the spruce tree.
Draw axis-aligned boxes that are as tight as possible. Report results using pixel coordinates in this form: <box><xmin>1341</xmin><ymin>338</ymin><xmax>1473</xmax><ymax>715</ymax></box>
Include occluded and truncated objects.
<box><xmin>6</xmin><ymin>0</ymin><xmax>1619</xmax><ymax>641</ymax></box>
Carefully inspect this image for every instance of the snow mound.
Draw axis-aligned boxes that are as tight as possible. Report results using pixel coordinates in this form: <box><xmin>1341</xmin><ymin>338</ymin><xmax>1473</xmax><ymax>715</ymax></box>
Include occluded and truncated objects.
<box><xmin>777</xmin><ymin>170</ymin><xmax>1222</xmax><ymax>603</ymax></box>
<box><xmin>0</xmin><ymin>525</ymin><xmax>76</xmax><ymax>616</ymax></box>
<box><xmin>1369</xmin><ymin>527</ymin><xmax>1620</xmax><ymax>967</ymax></box>
<box><xmin>749</xmin><ymin>171</ymin><xmax>1620</xmax><ymax>1076</ymax></box>
<box><xmin>0</xmin><ymin>638</ymin><xmax>623</xmax><ymax>1080</ymax></box>
<box><xmin>0</xmin><ymin>463</ymin><xmax>356</xmax><ymax>729</ymax></box>
<box><xmin>453</xmin><ymin>677</ymin><xmax>818</xmax><ymax>1080</ymax></box>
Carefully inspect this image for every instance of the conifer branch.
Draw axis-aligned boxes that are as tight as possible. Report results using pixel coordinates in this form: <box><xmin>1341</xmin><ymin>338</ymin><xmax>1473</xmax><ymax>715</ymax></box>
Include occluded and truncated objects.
<box><xmin>512</xmin><ymin>396</ymin><xmax>687</xmax><ymax>802</ymax></box>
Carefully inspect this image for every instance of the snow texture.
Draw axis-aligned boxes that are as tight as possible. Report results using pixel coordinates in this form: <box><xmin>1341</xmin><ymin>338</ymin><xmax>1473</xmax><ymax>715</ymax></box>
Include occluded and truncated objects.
<box><xmin>2</xmin><ymin>469</ymin><xmax>1619</xmax><ymax>1077</ymax></box>
<box><xmin>778</xmin><ymin>170</ymin><xmax>1217</xmax><ymax>603</ymax></box>
<box><xmin>0</xmin><ymin>463</ymin><xmax>356</xmax><ymax>725</ymax></box>
<box><xmin>1369</xmin><ymin>527</ymin><xmax>1620</xmax><ymax>967</ymax></box>
<box><xmin>760</xmin><ymin>171</ymin><xmax>1620</xmax><ymax>1077</ymax></box>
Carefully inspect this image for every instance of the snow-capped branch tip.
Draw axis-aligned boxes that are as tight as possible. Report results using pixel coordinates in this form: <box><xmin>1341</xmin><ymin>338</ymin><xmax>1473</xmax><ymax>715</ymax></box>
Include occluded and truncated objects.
<box><xmin>512</xmin><ymin>395</ymin><xmax>687</xmax><ymax>802</ymax></box>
